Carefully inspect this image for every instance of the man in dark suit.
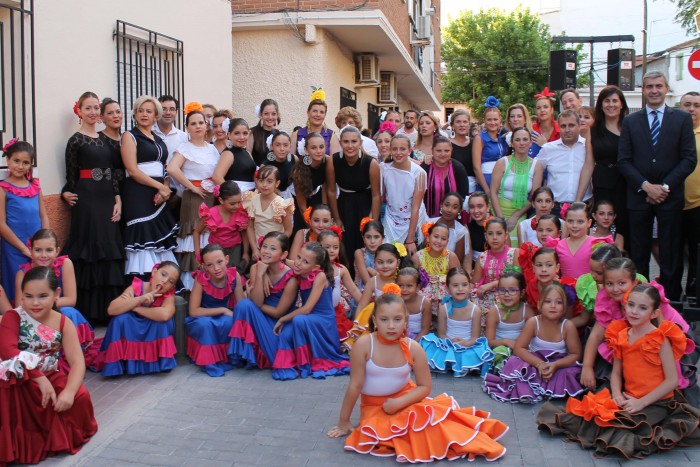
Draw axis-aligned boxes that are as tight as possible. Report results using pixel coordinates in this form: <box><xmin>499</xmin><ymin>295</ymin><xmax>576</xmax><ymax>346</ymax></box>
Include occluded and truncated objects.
<box><xmin>618</xmin><ymin>71</ymin><xmax>697</xmax><ymax>300</ymax></box>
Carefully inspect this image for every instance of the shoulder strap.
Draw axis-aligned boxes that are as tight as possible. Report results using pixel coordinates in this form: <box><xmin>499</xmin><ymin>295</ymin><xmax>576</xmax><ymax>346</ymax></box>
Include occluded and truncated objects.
<box><xmin>534</xmin><ymin>316</ymin><xmax>540</xmax><ymax>336</ymax></box>
<box><xmin>369</xmin><ymin>333</ymin><xmax>374</xmax><ymax>359</ymax></box>
<box><xmin>521</xmin><ymin>303</ymin><xmax>527</xmax><ymax>323</ymax></box>
<box><xmin>419</xmin><ymin>296</ymin><xmax>426</xmax><ymax>309</ymax></box>
<box><xmin>560</xmin><ymin>318</ymin><xmax>566</xmax><ymax>336</ymax></box>
<box><xmin>59</xmin><ymin>313</ymin><xmax>66</xmax><ymax>332</ymax></box>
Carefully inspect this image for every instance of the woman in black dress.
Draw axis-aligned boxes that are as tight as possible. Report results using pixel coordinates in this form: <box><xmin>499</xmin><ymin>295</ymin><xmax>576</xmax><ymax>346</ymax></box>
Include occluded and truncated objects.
<box><xmin>62</xmin><ymin>92</ymin><xmax>124</xmax><ymax>323</ymax></box>
<box><xmin>449</xmin><ymin>109</ymin><xmax>475</xmax><ymax>193</ymax></box>
<box><xmin>212</xmin><ymin>117</ymin><xmax>257</xmax><ymax>193</ymax></box>
<box><xmin>289</xmin><ymin>132</ymin><xmax>328</xmax><ymax>236</ymax></box>
<box><xmin>248</xmin><ymin>98</ymin><xmax>281</xmax><ymax>165</ymax></box>
<box><xmin>591</xmin><ymin>85</ymin><xmax>630</xmax><ymax>246</ymax></box>
<box><xmin>120</xmin><ymin>95</ymin><xmax>178</xmax><ymax>277</ymax></box>
<box><xmin>326</xmin><ymin>126</ymin><xmax>380</xmax><ymax>266</ymax></box>
<box><xmin>421</xmin><ymin>136</ymin><xmax>470</xmax><ymax>218</ymax></box>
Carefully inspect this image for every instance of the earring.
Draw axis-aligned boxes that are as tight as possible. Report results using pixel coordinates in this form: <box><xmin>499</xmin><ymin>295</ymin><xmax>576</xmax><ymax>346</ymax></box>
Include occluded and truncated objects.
<box><xmin>267</xmin><ymin>151</ymin><xmax>276</xmax><ymax>162</ymax></box>
<box><xmin>303</xmin><ymin>155</ymin><xmax>312</xmax><ymax>165</ymax></box>
<box><xmin>457</xmin><ymin>212</ymin><xmax>461</xmax><ymax>220</ymax></box>
<box><xmin>449</xmin><ymin>130</ymin><xmax>455</xmax><ymax>139</ymax></box>
<box><xmin>440</xmin><ymin>208</ymin><xmax>443</xmax><ymax>215</ymax></box>
<box><xmin>226</xmin><ymin>140</ymin><xmax>233</xmax><ymax>149</ymax></box>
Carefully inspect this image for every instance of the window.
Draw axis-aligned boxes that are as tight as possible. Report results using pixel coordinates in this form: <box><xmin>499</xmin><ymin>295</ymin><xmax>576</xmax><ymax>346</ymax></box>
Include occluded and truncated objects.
<box><xmin>676</xmin><ymin>54</ymin><xmax>684</xmax><ymax>81</ymax></box>
<box><xmin>115</xmin><ymin>21</ymin><xmax>184</xmax><ymax>131</ymax></box>
<box><xmin>0</xmin><ymin>1</ymin><xmax>35</xmax><ymax>165</ymax></box>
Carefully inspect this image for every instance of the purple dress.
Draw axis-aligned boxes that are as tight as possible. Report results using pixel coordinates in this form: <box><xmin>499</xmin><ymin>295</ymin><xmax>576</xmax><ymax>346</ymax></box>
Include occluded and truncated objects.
<box><xmin>482</xmin><ymin>317</ymin><xmax>583</xmax><ymax>403</ymax></box>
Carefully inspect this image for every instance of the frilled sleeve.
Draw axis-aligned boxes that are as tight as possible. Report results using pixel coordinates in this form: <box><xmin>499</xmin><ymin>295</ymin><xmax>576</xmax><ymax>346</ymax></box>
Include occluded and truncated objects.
<box><xmin>591</xmin><ymin>235</ymin><xmax>614</xmax><ymax>248</ymax></box>
<box><xmin>576</xmin><ymin>273</ymin><xmax>598</xmax><ymax>312</ymax></box>
<box><xmin>271</xmin><ymin>196</ymin><xmax>295</xmax><ymax>223</ymax></box>
<box><xmin>232</xmin><ymin>205</ymin><xmax>249</xmax><ymax>230</ymax></box>
<box><xmin>594</xmin><ymin>288</ymin><xmax>623</xmax><ymax>328</ymax></box>
<box><xmin>641</xmin><ymin>321</ymin><xmax>687</xmax><ymax>365</ymax></box>
<box><xmin>242</xmin><ymin>191</ymin><xmax>256</xmax><ymax>219</ymax></box>
<box><xmin>0</xmin><ymin>309</ymin><xmax>43</xmax><ymax>382</ymax></box>
<box><xmin>63</xmin><ymin>134</ymin><xmax>80</xmax><ymax>194</ymax></box>
<box><xmin>604</xmin><ymin>319</ymin><xmax>629</xmax><ymax>360</ymax></box>
<box><xmin>194</xmin><ymin>268</ymin><xmax>237</xmax><ymax>301</ymax></box>
<box><xmin>199</xmin><ymin>203</ymin><xmax>218</xmax><ymax>232</ymax></box>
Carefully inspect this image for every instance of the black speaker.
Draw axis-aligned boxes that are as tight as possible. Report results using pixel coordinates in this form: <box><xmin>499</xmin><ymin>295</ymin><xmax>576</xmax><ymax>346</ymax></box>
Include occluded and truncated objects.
<box><xmin>549</xmin><ymin>50</ymin><xmax>577</xmax><ymax>91</ymax></box>
<box><xmin>607</xmin><ymin>48</ymin><xmax>635</xmax><ymax>91</ymax></box>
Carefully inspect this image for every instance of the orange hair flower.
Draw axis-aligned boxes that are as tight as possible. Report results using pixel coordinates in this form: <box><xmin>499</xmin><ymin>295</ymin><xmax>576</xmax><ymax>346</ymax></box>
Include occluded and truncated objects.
<box><xmin>303</xmin><ymin>206</ymin><xmax>312</xmax><ymax>226</ymax></box>
<box><xmin>483</xmin><ymin>215</ymin><xmax>494</xmax><ymax>230</ymax></box>
<box><xmin>359</xmin><ymin>216</ymin><xmax>373</xmax><ymax>232</ymax></box>
<box><xmin>184</xmin><ymin>101</ymin><xmax>204</xmax><ymax>115</ymax></box>
<box><xmin>421</xmin><ymin>222</ymin><xmax>435</xmax><ymax>238</ymax></box>
<box><xmin>330</xmin><ymin>225</ymin><xmax>343</xmax><ymax>240</ymax></box>
<box><xmin>382</xmin><ymin>283</ymin><xmax>402</xmax><ymax>297</ymax></box>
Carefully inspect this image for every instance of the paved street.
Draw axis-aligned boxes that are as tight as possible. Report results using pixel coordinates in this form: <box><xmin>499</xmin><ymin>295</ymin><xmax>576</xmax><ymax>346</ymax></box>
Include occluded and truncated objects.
<box><xmin>43</xmin><ymin>351</ymin><xmax>699</xmax><ymax>467</ymax></box>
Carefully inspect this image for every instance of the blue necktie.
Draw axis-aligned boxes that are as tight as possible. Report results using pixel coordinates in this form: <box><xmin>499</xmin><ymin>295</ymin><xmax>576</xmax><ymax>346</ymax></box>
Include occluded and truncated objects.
<box><xmin>650</xmin><ymin>110</ymin><xmax>660</xmax><ymax>146</ymax></box>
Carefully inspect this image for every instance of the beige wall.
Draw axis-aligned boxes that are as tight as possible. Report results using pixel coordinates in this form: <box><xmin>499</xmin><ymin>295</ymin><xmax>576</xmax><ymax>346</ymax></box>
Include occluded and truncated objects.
<box><xmin>32</xmin><ymin>0</ymin><xmax>233</xmax><ymax>195</ymax></box>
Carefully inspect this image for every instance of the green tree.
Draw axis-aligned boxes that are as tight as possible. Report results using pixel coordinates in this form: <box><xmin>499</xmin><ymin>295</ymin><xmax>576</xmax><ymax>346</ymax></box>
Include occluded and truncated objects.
<box><xmin>670</xmin><ymin>0</ymin><xmax>700</xmax><ymax>34</ymax></box>
<box><xmin>442</xmin><ymin>8</ymin><xmax>585</xmax><ymax>120</ymax></box>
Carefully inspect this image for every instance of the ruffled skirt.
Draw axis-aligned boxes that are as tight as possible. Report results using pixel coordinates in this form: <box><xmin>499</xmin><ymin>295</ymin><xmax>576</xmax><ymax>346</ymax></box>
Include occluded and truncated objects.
<box><xmin>536</xmin><ymin>390</ymin><xmax>700</xmax><ymax>458</ymax></box>
<box><xmin>95</xmin><ymin>312</ymin><xmax>177</xmax><ymax>376</ymax></box>
<box><xmin>57</xmin><ymin>307</ymin><xmax>102</xmax><ymax>373</ymax></box>
<box><xmin>344</xmin><ymin>383</ymin><xmax>509</xmax><ymax>463</ymax></box>
<box><xmin>482</xmin><ymin>350</ymin><xmax>584</xmax><ymax>403</ymax></box>
<box><xmin>185</xmin><ymin>314</ymin><xmax>234</xmax><ymax>377</ymax></box>
<box><xmin>420</xmin><ymin>334</ymin><xmax>494</xmax><ymax>377</ymax></box>
<box><xmin>343</xmin><ymin>302</ymin><xmax>374</xmax><ymax>351</ymax></box>
<box><xmin>228</xmin><ymin>298</ymin><xmax>284</xmax><ymax>369</ymax></box>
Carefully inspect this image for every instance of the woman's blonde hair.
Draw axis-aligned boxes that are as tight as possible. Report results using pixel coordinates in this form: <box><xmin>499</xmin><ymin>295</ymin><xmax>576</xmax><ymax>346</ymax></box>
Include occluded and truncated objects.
<box><xmin>132</xmin><ymin>95</ymin><xmax>163</xmax><ymax>120</ymax></box>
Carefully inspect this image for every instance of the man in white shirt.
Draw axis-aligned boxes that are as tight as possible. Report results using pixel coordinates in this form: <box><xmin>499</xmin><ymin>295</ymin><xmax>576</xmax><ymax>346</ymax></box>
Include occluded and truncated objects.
<box><xmin>396</xmin><ymin>109</ymin><xmax>419</xmax><ymax>146</ymax></box>
<box><xmin>535</xmin><ymin>110</ymin><xmax>593</xmax><ymax>205</ymax></box>
<box><xmin>153</xmin><ymin>95</ymin><xmax>189</xmax><ymax>164</ymax></box>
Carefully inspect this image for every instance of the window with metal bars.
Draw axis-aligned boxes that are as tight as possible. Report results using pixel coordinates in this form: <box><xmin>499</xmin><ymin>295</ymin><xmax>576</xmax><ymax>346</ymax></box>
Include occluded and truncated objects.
<box><xmin>114</xmin><ymin>21</ymin><xmax>184</xmax><ymax>131</ymax></box>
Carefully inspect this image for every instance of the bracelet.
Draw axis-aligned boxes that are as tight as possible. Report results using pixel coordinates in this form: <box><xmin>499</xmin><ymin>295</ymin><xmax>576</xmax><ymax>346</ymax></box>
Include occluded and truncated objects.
<box><xmin>405</xmin><ymin>241</ymin><xmax>415</xmax><ymax>245</ymax></box>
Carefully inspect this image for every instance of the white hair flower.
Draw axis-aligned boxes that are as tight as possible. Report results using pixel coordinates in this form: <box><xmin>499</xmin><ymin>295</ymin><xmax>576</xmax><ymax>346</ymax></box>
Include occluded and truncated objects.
<box><xmin>265</xmin><ymin>133</ymin><xmax>274</xmax><ymax>150</ymax></box>
<box><xmin>222</xmin><ymin>117</ymin><xmax>230</xmax><ymax>133</ymax></box>
<box><xmin>297</xmin><ymin>138</ymin><xmax>307</xmax><ymax>157</ymax></box>
<box><xmin>255</xmin><ymin>104</ymin><xmax>261</xmax><ymax>119</ymax></box>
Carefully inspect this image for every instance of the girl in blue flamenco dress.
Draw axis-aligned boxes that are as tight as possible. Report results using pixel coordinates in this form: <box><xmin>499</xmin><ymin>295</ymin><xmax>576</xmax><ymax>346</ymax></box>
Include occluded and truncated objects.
<box><xmin>228</xmin><ymin>231</ymin><xmax>298</xmax><ymax>369</ymax></box>
<box><xmin>185</xmin><ymin>243</ymin><xmax>244</xmax><ymax>377</ymax></box>
<box><xmin>272</xmin><ymin>241</ymin><xmax>350</xmax><ymax>380</ymax></box>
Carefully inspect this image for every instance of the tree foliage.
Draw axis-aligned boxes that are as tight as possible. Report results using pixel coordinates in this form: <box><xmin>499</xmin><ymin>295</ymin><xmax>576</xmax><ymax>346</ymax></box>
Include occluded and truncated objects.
<box><xmin>671</xmin><ymin>0</ymin><xmax>700</xmax><ymax>35</ymax></box>
<box><xmin>442</xmin><ymin>8</ymin><xmax>586</xmax><ymax>120</ymax></box>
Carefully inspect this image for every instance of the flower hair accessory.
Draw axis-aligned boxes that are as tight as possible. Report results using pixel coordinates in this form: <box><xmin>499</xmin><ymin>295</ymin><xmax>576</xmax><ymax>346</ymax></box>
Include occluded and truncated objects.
<box><xmin>419</xmin><ymin>268</ymin><xmax>430</xmax><ymax>288</ymax></box>
<box><xmin>212</xmin><ymin>185</ymin><xmax>221</xmax><ymax>198</ymax></box>
<box><xmin>330</xmin><ymin>225</ymin><xmax>343</xmax><ymax>240</ymax></box>
<box><xmin>309</xmin><ymin>85</ymin><xmax>326</xmax><ymax>102</ymax></box>
<box><xmin>382</xmin><ymin>283</ymin><xmax>402</xmax><ymax>297</ymax></box>
<box><xmin>254</xmin><ymin>104</ymin><xmax>262</xmax><ymax>118</ymax></box>
<box><xmin>297</xmin><ymin>137</ymin><xmax>307</xmax><ymax>157</ymax></box>
<box><xmin>221</xmin><ymin>117</ymin><xmax>231</xmax><ymax>133</ymax></box>
<box><xmin>534</xmin><ymin>86</ymin><xmax>556</xmax><ymax>101</ymax></box>
<box><xmin>359</xmin><ymin>217</ymin><xmax>373</xmax><ymax>232</ymax></box>
<box><xmin>73</xmin><ymin>101</ymin><xmax>80</xmax><ymax>122</ymax></box>
<box><xmin>2</xmin><ymin>138</ymin><xmax>19</xmax><ymax>154</ymax></box>
<box><xmin>393</xmin><ymin>242</ymin><xmax>408</xmax><ymax>258</ymax></box>
<box><xmin>484</xmin><ymin>96</ymin><xmax>500</xmax><ymax>108</ymax></box>
<box><xmin>303</xmin><ymin>206</ymin><xmax>312</xmax><ymax>225</ymax></box>
<box><xmin>482</xmin><ymin>215</ymin><xmax>494</xmax><ymax>230</ymax></box>
<box><xmin>184</xmin><ymin>101</ymin><xmax>204</xmax><ymax>115</ymax></box>
<box><xmin>257</xmin><ymin>236</ymin><xmax>264</xmax><ymax>249</ymax></box>
<box><xmin>254</xmin><ymin>168</ymin><xmax>259</xmax><ymax>179</ymax></box>
<box><xmin>530</xmin><ymin>217</ymin><xmax>538</xmax><ymax>230</ymax></box>
<box><xmin>421</xmin><ymin>222</ymin><xmax>435</xmax><ymax>238</ymax></box>
<box><xmin>265</xmin><ymin>133</ymin><xmax>274</xmax><ymax>151</ymax></box>
<box><xmin>379</xmin><ymin>110</ymin><xmax>387</xmax><ymax>122</ymax></box>
<box><xmin>378</xmin><ymin>121</ymin><xmax>397</xmax><ymax>135</ymax></box>
<box><xmin>196</xmin><ymin>252</ymin><xmax>202</xmax><ymax>264</ymax></box>
<box><xmin>559</xmin><ymin>202</ymin><xmax>571</xmax><ymax>218</ymax></box>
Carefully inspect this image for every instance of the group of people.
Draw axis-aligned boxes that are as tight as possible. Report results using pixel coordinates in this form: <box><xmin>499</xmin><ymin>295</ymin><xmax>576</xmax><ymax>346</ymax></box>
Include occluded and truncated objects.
<box><xmin>0</xmin><ymin>70</ymin><xmax>699</xmax><ymax>464</ymax></box>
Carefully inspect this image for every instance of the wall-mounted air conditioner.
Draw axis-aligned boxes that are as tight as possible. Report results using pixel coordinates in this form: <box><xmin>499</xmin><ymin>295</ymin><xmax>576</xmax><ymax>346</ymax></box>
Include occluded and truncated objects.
<box><xmin>355</xmin><ymin>54</ymin><xmax>380</xmax><ymax>85</ymax></box>
<box><xmin>378</xmin><ymin>72</ymin><xmax>397</xmax><ymax>104</ymax></box>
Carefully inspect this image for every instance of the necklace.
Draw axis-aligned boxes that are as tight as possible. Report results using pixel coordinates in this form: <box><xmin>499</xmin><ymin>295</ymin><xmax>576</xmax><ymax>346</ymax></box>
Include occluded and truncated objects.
<box><xmin>422</xmin><ymin>250</ymin><xmax>448</xmax><ymax>276</ymax></box>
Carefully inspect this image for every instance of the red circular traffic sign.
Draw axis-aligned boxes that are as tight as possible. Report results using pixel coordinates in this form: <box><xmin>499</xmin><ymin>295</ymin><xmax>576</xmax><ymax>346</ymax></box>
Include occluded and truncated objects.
<box><xmin>688</xmin><ymin>49</ymin><xmax>700</xmax><ymax>80</ymax></box>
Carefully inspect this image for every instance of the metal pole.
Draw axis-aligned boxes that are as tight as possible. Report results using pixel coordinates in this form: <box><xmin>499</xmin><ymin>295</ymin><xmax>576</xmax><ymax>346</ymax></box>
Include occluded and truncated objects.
<box><xmin>589</xmin><ymin>41</ymin><xmax>595</xmax><ymax>107</ymax></box>
<box><xmin>642</xmin><ymin>0</ymin><xmax>648</xmax><ymax>103</ymax></box>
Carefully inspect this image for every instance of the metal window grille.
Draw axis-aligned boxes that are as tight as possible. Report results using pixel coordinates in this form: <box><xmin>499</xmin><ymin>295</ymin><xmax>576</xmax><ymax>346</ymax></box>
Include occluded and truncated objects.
<box><xmin>114</xmin><ymin>21</ymin><xmax>184</xmax><ymax>131</ymax></box>
<box><xmin>0</xmin><ymin>0</ymin><xmax>35</xmax><ymax>167</ymax></box>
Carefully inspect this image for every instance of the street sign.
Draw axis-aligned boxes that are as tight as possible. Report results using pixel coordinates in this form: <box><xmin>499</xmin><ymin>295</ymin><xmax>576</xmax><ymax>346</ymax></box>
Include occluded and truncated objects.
<box><xmin>688</xmin><ymin>49</ymin><xmax>700</xmax><ymax>80</ymax></box>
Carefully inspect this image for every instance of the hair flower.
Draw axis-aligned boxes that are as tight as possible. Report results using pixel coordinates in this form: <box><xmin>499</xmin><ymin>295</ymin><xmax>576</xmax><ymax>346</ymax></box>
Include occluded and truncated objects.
<box><xmin>254</xmin><ymin>168</ymin><xmax>259</xmax><ymax>179</ymax></box>
<box><xmin>221</xmin><ymin>117</ymin><xmax>231</xmax><ymax>133</ymax></box>
<box><xmin>393</xmin><ymin>242</ymin><xmax>408</xmax><ymax>258</ymax></box>
<box><xmin>2</xmin><ymin>138</ymin><xmax>19</xmax><ymax>154</ymax></box>
<box><xmin>310</xmin><ymin>85</ymin><xmax>326</xmax><ymax>102</ymax></box>
<box><xmin>212</xmin><ymin>184</ymin><xmax>221</xmax><ymax>198</ymax></box>
<box><xmin>482</xmin><ymin>215</ymin><xmax>494</xmax><ymax>230</ymax></box>
<box><xmin>530</xmin><ymin>217</ymin><xmax>538</xmax><ymax>230</ymax></box>
<box><xmin>257</xmin><ymin>236</ymin><xmax>264</xmax><ymax>249</ymax></box>
<box><xmin>378</xmin><ymin>121</ymin><xmax>397</xmax><ymax>135</ymax></box>
<box><xmin>303</xmin><ymin>206</ymin><xmax>312</xmax><ymax>225</ymax></box>
<box><xmin>265</xmin><ymin>133</ymin><xmax>274</xmax><ymax>151</ymax></box>
<box><xmin>359</xmin><ymin>217</ymin><xmax>373</xmax><ymax>232</ymax></box>
<box><xmin>330</xmin><ymin>225</ymin><xmax>343</xmax><ymax>240</ymax></box>
<box><xmin>184</xmin><ymin>101</ymin><xmax>204</xmax><ymax>115</ymax></box>
<box><xmin>559</xmin><ymin>202</ymin><xmax>571</xmax><ymax>218</ymax></box>
<box><xmin>73</xmin><ymin>101</ymin><xmax>80</xmax><ymax>117</ymax></box>
<box><xmin>419</xmin><ymin>268</ymin><xmax>430</xmax><ymax>288</ymax></box>
<box><xmin>421</xmin><ymin>222</ymin><xmax>435</xmax><ymax>238</ymax></box>
<box><xmin>254</xmin><ymin>103</ymin><xmax>262</xmax><ymax>118</ymax></box>
<box><xmin>382</xmin><ymin>283</ymin><xmax>402</xmax><ymax>297</ymax></box>
<box><xmin>484</xmin><ymin>96</ymin><xmax>501</xmax><ymax>109</ymax></box>
<box><xmin>534</xmin><ymin>86</ymin><xmax>556</xmax><ymax>100</ymax></box>
<box><xmin>297</xmin><ymin>138</ymin><xmax>307</xmax><ymax>157</ymax></box>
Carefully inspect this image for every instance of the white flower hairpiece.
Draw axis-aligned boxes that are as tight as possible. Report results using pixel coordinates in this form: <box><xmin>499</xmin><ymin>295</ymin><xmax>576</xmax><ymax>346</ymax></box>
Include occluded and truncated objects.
<box><xmin>380</xmin><ymin>110</ymin><xmax>387</xmax><ymax>121</ymax></box>
<box><xmin>265</xmin><ymin>133</ymin><xmax>274</xmax><ymax>150</ymax></box>
<box><xmin>255</xmin><ymin>104</ymin><xmax>262</xmax><ymax>119</ymax></box>
<box><xmin>222</xmin><ymin>117</ymin><xmax>231</xmax><ymax>133</ymax></box>
<box><xmin>297</xmin><ymin>137</ymin><xmax>307</xmax><ymax>157</ymax></box>
<box><xmin>505</xmin><ymin>131</ymin><xmax>513</xmax><ymax>147</ymax></box>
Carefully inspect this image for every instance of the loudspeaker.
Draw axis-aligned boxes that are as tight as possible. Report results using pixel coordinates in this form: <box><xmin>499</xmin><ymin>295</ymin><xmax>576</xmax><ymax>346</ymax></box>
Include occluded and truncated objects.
<box><xmin>607</xmin><ymin>48</ymin><xmax>635</xmax><ymax>91</ymax></box>
<box><xmin>549</xmin><ymin>50</ymin><xmax>577</xmax><ymax>91</ymax></box>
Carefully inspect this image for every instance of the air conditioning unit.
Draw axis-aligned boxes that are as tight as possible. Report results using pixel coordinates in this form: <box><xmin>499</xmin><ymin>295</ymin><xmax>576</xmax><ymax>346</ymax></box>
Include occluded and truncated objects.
<box><xmin>355</xmin><ymin>54</ymin><xmax>380</xmax><ymax>85</ymax></box>
<box><xmin>378</xmin><ymin>72</ymin><xmax>397</xmax><ymax>104</ymax></box>
<box><xmin>416</xmin><ymin>15</ymin><xmax>432</xmax><ymax>40</ymax></box>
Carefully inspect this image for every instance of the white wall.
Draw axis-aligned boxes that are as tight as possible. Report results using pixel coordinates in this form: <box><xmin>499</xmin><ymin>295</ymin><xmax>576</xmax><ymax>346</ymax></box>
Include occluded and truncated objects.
<box><xmin>33</xmin><ymin>0</ymin><xmax>233</xmax><ymax>194</ymax></box>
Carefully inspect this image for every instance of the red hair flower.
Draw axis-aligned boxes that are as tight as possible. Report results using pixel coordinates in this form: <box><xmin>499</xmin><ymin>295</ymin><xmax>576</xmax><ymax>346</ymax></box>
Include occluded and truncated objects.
<box><xmin>534</xmin><ymin>86</ymin><xmax>556</xmax><ymax>100</ymax></box>
<box><xmin>257</xmin><ymin>236</ymin><xmax>264</xmax><ymax>249</ymax></box>
<box><xmin>330</xmin><ymin>225</ymin><xmax>343</xmax><ymax>240</ymax></box>
<box><xmin>254</xmin><ymin>168</ymin><xmax>259</xmax><ymax>180</ymax></box>
<box><xmin>421</xmin><ymin>221</ymin><xmax>435</xmax><ymax>238</ymax></box>
<box><xmin>303</xmin><ymin>206</ymin><xmax>312</xmax><ymax>226</ymax></box>
<box><xmin>2</xmin><ymin>138</ymin><xmax>19</xmax><ymax>154</ymax></box>
<box><xmin>530</xmin><ymin>217</ymin><xmax>538</xmax><ymax>230</ymax></box>
<box><xmin>382</xmin><ymin>283</ymin><xmax>402</xmax><ymax>297</ymax></box>
<box><xmin>359</xmin><ymin>216</ymin><xmax>373</xmax><ymax>232</ymax></box>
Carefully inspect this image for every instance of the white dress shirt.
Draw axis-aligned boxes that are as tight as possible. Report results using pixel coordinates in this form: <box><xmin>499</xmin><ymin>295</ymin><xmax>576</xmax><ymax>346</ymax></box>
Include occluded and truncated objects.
<box><xmin>152</xmin><ymin>124</ymin><xmax>189</xmax><ymax>164</ymax></box>
<box><xmin>535</xmin><ymin>135</ymin><xmax>592</xmax><ymax>202</ymax></box>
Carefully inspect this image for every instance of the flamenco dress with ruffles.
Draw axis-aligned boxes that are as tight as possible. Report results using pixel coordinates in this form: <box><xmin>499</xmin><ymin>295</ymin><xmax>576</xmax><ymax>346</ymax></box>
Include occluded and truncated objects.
<box><xmin>482</xmin><ymin>317</ymin><xmax>584</xmax><ymax>403</ymax></box>
<box><xmin>537</xmin><ymin>320</ymin><xmax>700</xmax><ymax>458</ymax></box>
<box><xmin>228</xmin><ymin>269</ymin><xmax>296</xmax><ymax>369</ymax></box>
<box><xmin>473</xmin><ymin>247</ymin><xmax>517</xmax><ymax>312</ymax></box>
<box><xmin>272</xmin><ymin>269</ymin><xmax>350</xmax><ymax>380</ymax></box>
<box><xmin>18</xmin><ymin>257</ymin><xmax>100</xmax><ymax>372</ymax></box>
<box><xmin>420</xmin><ymin>298</ymin><xmax>494</xmax><ymax>377</ymax></box>
<box><xmin>0</xmin><ymin>178</ymin><xmax>41</xmax><ymax>305</ymax></box>
<box><xmin>344</xmin><ymin>334</ymin><xmax>509</xmax><ymax>462</ymax></box>
<box><xmin>95</xmin><ymin>278</ymin><xmax>177</xmax><ymax>376</ymax></box>
<box><xmin>332</xmin><ymin>269</ymin><xmax>353</xmax><ymax>346</ymax></box>
<box><xmin>0</xmin><ymin>307</ymin><xmax>97</xmax><ymax>465</ymax></box>
<box><xmin>198</xmin><ymin>202</ymin><xmax>248</xmax><ymax>270</ymax></box>
<box><xmin>416</xmin><ymin>248</ymin><xmax>449</xmax><ymax>314</ymax></box>
<box><xmin>185</xmin><ymin>268</ymin><xmax>239</xmax><ymax>377</ymax></box>
<box><xmin>488</xmin><ymin>303</ymin><xmax>528</xmax><ymax>372</ymax></box>
<box><xmin>546</xmin><ymin>235</ymin><xmax>613</xmax><ymax>280</ymax></box>
<box><xmin>592</xmin><ymin>283</ymin><xmax>699</xmax><ymax>406</ymax></box>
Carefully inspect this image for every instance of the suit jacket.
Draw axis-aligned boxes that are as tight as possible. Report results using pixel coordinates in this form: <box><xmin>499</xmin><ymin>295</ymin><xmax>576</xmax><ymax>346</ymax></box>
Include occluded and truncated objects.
<box><xmin>618</xmin><ymin>105</ymin><xmax>697</xmax><ymax>210</ymax></box>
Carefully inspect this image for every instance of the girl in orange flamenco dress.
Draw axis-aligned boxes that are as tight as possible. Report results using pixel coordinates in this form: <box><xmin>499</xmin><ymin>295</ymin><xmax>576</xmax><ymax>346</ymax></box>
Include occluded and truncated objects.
<box><xmin>537</xmin><ymin>283</ymin><xmax>700</xmax><ymax>458</ymax></box>
<box><xmin>328</xmin><ymin>291</ymin><xmax>509</xmax><ymax>463</ymax></box>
